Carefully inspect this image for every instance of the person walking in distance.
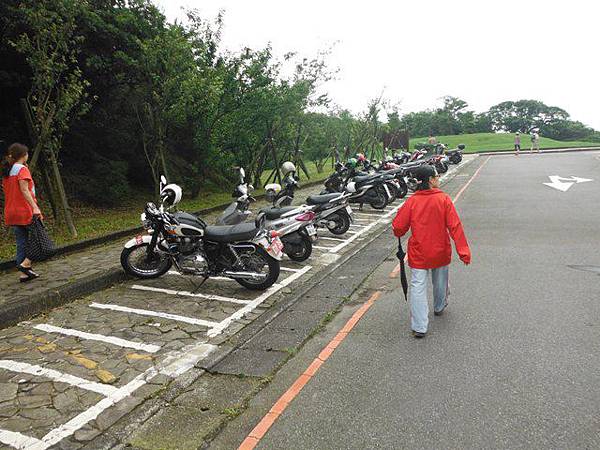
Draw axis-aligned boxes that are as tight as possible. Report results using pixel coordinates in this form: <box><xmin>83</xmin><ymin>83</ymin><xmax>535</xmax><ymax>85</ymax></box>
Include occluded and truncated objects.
<box><xmin>427</xmin><ymin>133</ymin><xmax>437</xmax><ymax>145</ymax></box>
<box><xmin>514</xmin><ymin>132</ymin><xmax>521</xmax><ymax>156</ymax></box>
<box><xmin>1</xmin><ymin>143</ymin><xmax>42</xmax><ymax>282</ymax></box>
<box><xmin>530</xmin><ymin>130</ymin><xmax>540</xmax><ymax>153</ymax></box>
<box><xmin>392</xmin><ymin>165</ymin><xmax>471</xmax><ymax>338</ymax></box>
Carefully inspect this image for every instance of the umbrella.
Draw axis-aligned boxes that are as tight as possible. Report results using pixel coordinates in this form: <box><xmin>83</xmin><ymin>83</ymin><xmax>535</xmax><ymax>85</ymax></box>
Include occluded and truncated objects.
<box><xmin>396</xmin><ymin>238</ymin><xmax>408</xmax><ymax>301</ymax></box>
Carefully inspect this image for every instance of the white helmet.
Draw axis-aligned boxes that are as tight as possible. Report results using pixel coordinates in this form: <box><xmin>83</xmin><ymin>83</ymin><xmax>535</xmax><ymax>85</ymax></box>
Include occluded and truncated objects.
<box><xmin>346</xmin><ymin>181</ymin><xmax>357</xmax><ymax>193</ymax></box>
<box><xmin>160</xmin><ymin>183</ymin><xmax>182</xmax><ymax>207</ymax></box>
<box><xmin>264</xmin><ymin>183</ymin><xmax>282</xmax><ymax>202</ymax></box>
<box><xmin>281</xmin><ymin>161</ymin><xmax>296</xmax><ymax>175</ymax></box>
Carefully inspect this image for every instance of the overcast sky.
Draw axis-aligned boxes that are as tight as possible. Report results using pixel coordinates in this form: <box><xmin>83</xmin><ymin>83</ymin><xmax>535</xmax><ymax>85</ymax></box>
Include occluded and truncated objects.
<box><xmin>155</xmin><ymin>0</ymin><xmax>600</xmax><ymax>129</ymax></box>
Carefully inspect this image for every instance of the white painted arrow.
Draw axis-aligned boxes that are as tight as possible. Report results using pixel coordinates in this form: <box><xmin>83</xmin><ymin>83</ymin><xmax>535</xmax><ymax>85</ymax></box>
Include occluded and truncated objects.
<box><xmin>543</xmin><ymin>175</ymin><xmax>593</xmax><ymax>192</ymax></box>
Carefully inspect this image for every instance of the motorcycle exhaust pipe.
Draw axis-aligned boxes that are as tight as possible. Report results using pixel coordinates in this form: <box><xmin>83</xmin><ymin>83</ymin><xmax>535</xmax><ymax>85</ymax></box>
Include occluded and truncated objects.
<box><xmin>222</xmin><ymin>271</ymin><xmax>268</xmax><ymax>281</ymax></box>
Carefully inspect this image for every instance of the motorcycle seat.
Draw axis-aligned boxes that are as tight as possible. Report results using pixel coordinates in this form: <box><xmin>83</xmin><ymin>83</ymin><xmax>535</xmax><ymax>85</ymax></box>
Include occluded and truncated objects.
<box><xmin>353</xmin><ymin>174</ymin><xmax>378</xmax><ymax>184</ymax></box>
<box><xmin>306</xmin><ymin>193</ymin><xmax>343</xmax><ymax>205</ymax></box>
<box><xmin>260</xmin><ymin>206</ymin><xmax>298</xmax><ymax>220</ymax></box>
<box><xmin>203</xmin><ymin>222</ymin><xmax>258</xmax><ymax>243</ymax></box>
<box><xmin>174</xmin><ymin>212</ymin><xmax>206</xmax><ymax>229</ymax></box>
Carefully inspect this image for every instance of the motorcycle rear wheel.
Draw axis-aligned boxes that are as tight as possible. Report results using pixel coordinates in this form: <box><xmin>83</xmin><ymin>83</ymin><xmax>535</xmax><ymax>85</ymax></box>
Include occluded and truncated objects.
<box><xmin>327</xmin><ymin>211</ymin><xmax>351</xmax><ymax>235</ymax></box>
<box><xmin>369</xmin><ymin>186</ymin><xmax>389</xmax><ymax>210</ymax></box>
<box><xmin>284</xmin><ymin>234</ymin><xmax>313</xmax><ymax>262</ymax></box>
<box><xmin>121</xmin><ymin>243</ymin><xmax>172</xmax><ymax>279</ymax></box>
<box><xmin>451</xmin><ymin>154</ymin><xmax>462</xmax><ymax>164</ymax></box>
<box><xmin>234</xmin><ymin>246</ymin><xmax>280</xmax><ymax>290</ymax></box>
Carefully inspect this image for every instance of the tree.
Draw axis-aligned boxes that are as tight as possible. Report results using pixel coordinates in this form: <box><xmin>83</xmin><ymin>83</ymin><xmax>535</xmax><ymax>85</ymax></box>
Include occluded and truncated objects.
<box><xmin>10</xmin><ymin>0</ymin><xmax>91</xmax><ymax>236</ymax></box>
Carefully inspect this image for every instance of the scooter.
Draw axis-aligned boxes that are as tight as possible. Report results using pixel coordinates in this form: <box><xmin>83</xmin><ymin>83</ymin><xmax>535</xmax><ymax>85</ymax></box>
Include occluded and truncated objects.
<box><xmin>445</xmin><ymin>144</ymin><xmax>465</xmax><ymax>164</ymax></box>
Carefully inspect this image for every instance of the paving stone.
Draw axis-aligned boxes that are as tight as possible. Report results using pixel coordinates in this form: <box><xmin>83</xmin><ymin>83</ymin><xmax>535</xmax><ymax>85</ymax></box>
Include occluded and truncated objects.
<box><xmin>0</xmin><ymin>383</ymin><xmax>18</xmax><ymax>403</ymax></box>
<box><xmin>17</xmin><ymin>394</ymin><xmax>52</xmax><ymax>408</ymax></box>
<box><xmin>73</xmin><ymin>424</ymin><xmax>102</xmax><ymax>442</ymax></box>
<box><xmin>212</xmin><ymin>347</ymin><xmax>288</xmax><ymax>378</ymax></box>
<box><xmin>95</xmin><ymin>396</ymin><xmax>144</xmax><ymax>431</ymax></box>
<box><xmin>53</xmin><ymin>390</ymin><xmax>80</xmax><ymax>413</ymax></box>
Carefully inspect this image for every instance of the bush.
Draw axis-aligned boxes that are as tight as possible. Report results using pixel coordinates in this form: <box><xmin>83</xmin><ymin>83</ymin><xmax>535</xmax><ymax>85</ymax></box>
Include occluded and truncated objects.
<box><xmin>67</xmin><ymin>157</ymin><xmax>130</xmax><ymax>206</ymax></box>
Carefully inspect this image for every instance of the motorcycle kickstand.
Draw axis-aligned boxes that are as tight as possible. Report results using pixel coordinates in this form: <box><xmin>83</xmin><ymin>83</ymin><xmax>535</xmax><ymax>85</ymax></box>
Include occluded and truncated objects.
<box><xmin>185</xmin><ymin>275</ymin><xmax>209</xmax><ymax>293</ymax></box>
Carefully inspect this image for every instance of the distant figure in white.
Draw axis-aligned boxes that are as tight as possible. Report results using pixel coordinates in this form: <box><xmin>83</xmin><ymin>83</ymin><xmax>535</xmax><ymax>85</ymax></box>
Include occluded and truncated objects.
<box><xmin>514</xmin><ymin>132</ymin><xmax>521</xmax><ymax>156</ymax></box>
<box><xmin>530</xmin><ymin>131</ymin><xmax>540</xmax><ymax>153</ymax></box>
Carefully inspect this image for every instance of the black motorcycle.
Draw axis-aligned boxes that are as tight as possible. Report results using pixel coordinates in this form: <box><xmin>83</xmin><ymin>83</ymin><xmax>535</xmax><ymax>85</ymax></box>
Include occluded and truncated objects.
<box><xmin>121</xmin><ymin>194</ymin><xmax>283</xmax><ymax>291</ymax></box>
<box><xmin>445</xmin><ymin>144</ymin><xmax>465</xmax><ymax>164</ymax></box>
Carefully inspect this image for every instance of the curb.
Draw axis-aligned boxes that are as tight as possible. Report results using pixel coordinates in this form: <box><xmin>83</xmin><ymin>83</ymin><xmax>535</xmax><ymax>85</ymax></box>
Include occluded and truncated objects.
<box><xmin>0</xmin><ymin>268</ymin><xmax>126</xmax><ymax>329</ymax></box>
<box><xmin>0</xmin><ymin>178</ymin><xmax>326</xmax><ymax>272</ymax></box>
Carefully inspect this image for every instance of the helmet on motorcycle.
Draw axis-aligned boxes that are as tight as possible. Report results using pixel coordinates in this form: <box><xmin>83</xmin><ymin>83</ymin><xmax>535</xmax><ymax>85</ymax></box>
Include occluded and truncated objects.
<box><xmin>346</xmin><ymin>158</ymin><xmax>358</xmax><ymax>168</ymax></box>
<box><xmin>356</xmin><ymin>153</ymin><xmax>366</xmax><ymax>162</ymax></box>
<box><xmin>160</xmin><ymin>183</ymin><xmax>182</xmax><ymax>208</ymax></box>
<box><xmin>281</xmin><ymin>161</ymin><xmax>296</xmax><ymax>175</ymax></box>
<box><xmin>264</xmin><ymin>183</ymin><xmax>282</xmax><ymax>202</ymax></box>
<box><xmin>346</xmin><ymin>181</ymin><xmax>357</xmax><ymax>193</ymax></box>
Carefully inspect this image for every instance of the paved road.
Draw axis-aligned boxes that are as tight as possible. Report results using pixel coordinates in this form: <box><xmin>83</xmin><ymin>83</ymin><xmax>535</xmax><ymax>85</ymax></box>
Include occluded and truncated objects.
<box><xmin>0</xmin><ymin>159</ymin><xmax>474</xmax><ymax>449</ymax></box>
<box><xmin>217</xmin><ymin>151</ymin><xmax>600</xmax><ymax>450</ymax></box>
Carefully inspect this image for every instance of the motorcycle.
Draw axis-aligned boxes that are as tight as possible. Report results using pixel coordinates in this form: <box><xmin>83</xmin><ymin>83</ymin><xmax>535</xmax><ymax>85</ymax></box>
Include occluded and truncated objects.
<box><xmin>323</xmin><ymin>164</ymin><xmax>393</xmax><ymax>210</ymax></box>
<box><xmin>219</xmin><ymin>165</ymin><xmax>316</xmax><ymax>262</ymax></box>
<box><xmin>445</xmin><ymin>144</ymin><xmax>465</xmax><ymax>164</ymax></box>
<box><xmin>121</xmin><ymin>176</ymin><xmax>283</xmax><ymax>291</ymax></box>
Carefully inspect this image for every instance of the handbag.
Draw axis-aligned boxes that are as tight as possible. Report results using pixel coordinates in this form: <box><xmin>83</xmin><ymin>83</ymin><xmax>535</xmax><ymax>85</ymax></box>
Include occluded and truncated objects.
<box><xmin>25</xmin><ymin>216</ymin><xmax>57</xmax><ymax>262</ymax></box>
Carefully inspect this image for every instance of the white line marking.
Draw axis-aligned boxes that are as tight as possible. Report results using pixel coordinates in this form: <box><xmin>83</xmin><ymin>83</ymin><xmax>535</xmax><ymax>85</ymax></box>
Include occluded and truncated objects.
<box><xmin>279</xmin><ymin>267</ymin><xmax>301</xmax><ymax>273</ymax></box>
<box><xmin>345</xmin><ymin>230</ymin><xmax>357</xmax><ymax>234</ymax></box>
<box><xmin>131</xmin><ymin>285</ymin><xmax>251</xmax><ymax>305</ymax></box>
<box><xmin>0</xmin><ymin>360</ymin><xmax>118</xmax><ymax>397</ymax></box>
<box><xmin>167</xmin><ymin>271</ymin><xmax>233</xmax><ymax>281</ymax></box>
<box><xmin>89</xmin><ymin>303</ymin><xmax>219</xmax><ymax>328</ymax></box>
<box><xmin>313</xmin><ymin>245</ymin><xmax>334</xmax><ymax>250</ymax></box>
<box><xmin>354</xmin><ymin>212</ymin><xmax>384</xmax><ymax>217</ymax></box>
<box><xmin>328</xmin><ymin>221</ymin><xmax>379</xmax><ymax>253</ymax></box>
<box><xmin>349</xmin><ymin>224</ymin><xmax>365</xmax><ymax>228</ymax></box>
<box><xmin>207</xmin><ymin>265</ymin><xmax>313</xmax><ymax>337</ymax></box>
<box><xmin>0</xmin><ymin>430</ymin><xmax>44</xmax><ymax>449</ymax></box>
<box><xmin>24</xmin><ymin>343</ymin><xmax>217</xmax><ymax>450</ymax></box>
<box><xmin>33</xmin><ymin>324</ymin><xmax>160</xmax><ymax>354</ymax></box>
<box><xmin>317</xmin><ymin>236</ymin><xmax>347</xmax><ymax>242</ymax></box>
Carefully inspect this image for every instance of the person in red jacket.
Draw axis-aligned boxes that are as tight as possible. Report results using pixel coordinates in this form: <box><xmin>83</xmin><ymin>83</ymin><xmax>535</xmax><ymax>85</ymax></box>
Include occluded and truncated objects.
<box><xmin>392</xmin><ymin>165</ymin><xmax>471</xmax><ymax>338</ymax></box>
<box><xmin>2</xmin><ymin>143</ymin><xmax>41</xmax><ymax>282</ymax></box>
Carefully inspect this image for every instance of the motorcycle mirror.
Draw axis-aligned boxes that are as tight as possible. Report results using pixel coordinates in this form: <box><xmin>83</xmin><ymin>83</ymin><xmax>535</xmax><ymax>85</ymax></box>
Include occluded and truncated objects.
<box><xmin>160</xmin><ymin>175</ymin><xmax>167</xmax><ymax>186</ymax></box>
<box><xmin>240</xmin><ymin>167</ymin><xmax>245</xmax><ymax>179</ymax></box>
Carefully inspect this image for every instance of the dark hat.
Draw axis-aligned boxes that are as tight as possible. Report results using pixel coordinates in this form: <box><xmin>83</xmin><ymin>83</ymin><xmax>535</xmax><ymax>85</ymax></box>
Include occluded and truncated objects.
<box><xmin>413</xmin><ymin>165</ymin><xmax>437</xmax><ymax>184</ymax></box>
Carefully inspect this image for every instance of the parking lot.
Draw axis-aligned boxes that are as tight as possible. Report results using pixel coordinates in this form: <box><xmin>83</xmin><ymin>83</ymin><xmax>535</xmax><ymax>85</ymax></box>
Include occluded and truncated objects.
<box><xmin>0</xmin><ymin>160</ymin><xmax>473</xmax><ymax>449</ymax></box>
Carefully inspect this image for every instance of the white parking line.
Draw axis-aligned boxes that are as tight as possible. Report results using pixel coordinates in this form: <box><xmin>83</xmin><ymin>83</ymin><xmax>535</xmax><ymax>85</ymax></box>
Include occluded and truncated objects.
<box><xmin>89</xmin><ymin>303</ymin><xmax>219</xmax><ymax>328</ymax></box>
<box><xmin>279</xmin><ymin>267</ymin><xmax>301</xmax><ymax>273</ymax></box>
<box><xmin>33</xmin><ymin>324</ymin><xmax>161</xmax><ymax>353</ymax></box>
<box><xmin>167</xmin><ymin>271</ymin><xmax>233</xmax><ymax>281</ymax></box>
<box><xmin>317</xmin><ymin>236</ymin><xmax>347</xmax><ymax>242</ymax></box>
<box><xmin>349</xmin><ymin>224</ymin><xmax>365</xmax><ymax>228</ymax></box>
<box><xmin>0</xmin><ymin>429</ymin><xmax>44</xmax><ymax>449</ymax></box>
<box><xmin>131</xmin><ymin>285</ymin><xmax>251</xmax><ymax>305</ymax></box>
<box><xmin>313</xmin><ymin>245</ymin><xmax>334</xmax><ymax>250</ymax></box>
<box><xmin>208</xmin><ymin>265</ymin><xmax>313</xmax><ymax>337</ymax></box>
<box><xmin>0</xmin><ymin>360</ymin><xmax>118</xmax><ymax>397</ymax></box>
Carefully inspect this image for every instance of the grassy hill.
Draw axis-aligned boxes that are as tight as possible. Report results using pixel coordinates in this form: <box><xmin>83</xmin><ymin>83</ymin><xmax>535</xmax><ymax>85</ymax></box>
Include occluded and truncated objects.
<box><xmin>409</xmin><ymin>133</ymin><xmax>598</xmax><ymax>153</ymax></box>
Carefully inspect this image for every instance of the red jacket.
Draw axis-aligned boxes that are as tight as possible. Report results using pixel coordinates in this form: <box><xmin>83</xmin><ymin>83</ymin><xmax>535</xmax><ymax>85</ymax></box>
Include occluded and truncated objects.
<box><xmin>2</xmin><ymin>164</ymin><xmax>37</xmax><ymax>226</ymax></box>
<box><xmin>392</xmin><ymin>188</ymin><xmax>471</xmax><ymax>269</ymax></box>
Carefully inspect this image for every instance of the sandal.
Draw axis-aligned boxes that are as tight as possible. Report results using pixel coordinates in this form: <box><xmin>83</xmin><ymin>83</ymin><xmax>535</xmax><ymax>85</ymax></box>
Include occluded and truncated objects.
<box><xmin>17</xmin><ymin>265</ymin><xmax>39</xmax><ymax>282</ymax></box>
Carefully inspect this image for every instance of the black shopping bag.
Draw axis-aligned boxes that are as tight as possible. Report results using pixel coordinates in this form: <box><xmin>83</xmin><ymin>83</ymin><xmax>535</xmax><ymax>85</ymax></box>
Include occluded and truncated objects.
<box><xmin>25</xmin><ymin>216</ymin><xmax>57</xmax><ymax>262</ymax></box>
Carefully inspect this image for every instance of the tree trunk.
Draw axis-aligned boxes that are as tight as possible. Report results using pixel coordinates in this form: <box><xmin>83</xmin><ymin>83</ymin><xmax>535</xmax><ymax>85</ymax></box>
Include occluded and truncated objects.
<box><xmin>47</xmin><ymin>147</ymin><xmax>77</xmax><ymax>237</ymax></box>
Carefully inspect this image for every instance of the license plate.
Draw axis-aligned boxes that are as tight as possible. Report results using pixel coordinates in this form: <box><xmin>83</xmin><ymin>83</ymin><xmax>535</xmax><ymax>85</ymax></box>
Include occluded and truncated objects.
<box><xmin>306</xmin><ymin>224</ymin><xmax>316</xmax><ymax>236</ymax></box>
<box><xmin>135</xmin><ymin>235</ymin><xmax>143</xmax><ymax>245</ymax></box>
<box><xmin>268</xmin><ymin>237</ymin><xmax>284</xmax><ymax>258</ymax></box>
<box><xmin>345</xmin><ymin>206</ymin><xmax>353</xmax><ymax>215</ymax></box>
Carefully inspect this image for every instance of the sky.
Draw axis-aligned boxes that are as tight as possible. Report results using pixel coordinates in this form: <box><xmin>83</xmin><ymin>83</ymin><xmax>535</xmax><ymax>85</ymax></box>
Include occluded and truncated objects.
<box><xmin>154</xmin><ymin>0</ymin><xmax>600</xmax><ymax>130</ymax></box>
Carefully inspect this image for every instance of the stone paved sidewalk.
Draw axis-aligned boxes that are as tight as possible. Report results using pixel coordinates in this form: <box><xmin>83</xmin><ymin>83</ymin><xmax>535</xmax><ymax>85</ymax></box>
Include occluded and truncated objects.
<box><xmin>0</xmin><ymin>183</ymin><xmax>325</xmax><ymax>329</ymax></box>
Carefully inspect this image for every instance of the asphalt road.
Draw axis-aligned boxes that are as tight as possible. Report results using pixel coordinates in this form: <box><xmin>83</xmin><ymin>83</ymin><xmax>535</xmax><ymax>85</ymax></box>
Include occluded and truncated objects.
<box><xmin>227</xmin><ymin>151</ymin><xmax>600</xmax><ymax>450</ymax></box>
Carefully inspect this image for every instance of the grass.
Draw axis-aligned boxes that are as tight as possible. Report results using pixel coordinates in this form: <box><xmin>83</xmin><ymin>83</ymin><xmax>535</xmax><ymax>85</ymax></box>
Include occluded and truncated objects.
<box><xmin>0</xmin><ymin>159</ymin><xmax>334</xmax><ymax>261</ymax></box>
<box><xmin>409</xmin><ymin>132</ymin><xmax>598</xmax><ymax>153</ymax></box>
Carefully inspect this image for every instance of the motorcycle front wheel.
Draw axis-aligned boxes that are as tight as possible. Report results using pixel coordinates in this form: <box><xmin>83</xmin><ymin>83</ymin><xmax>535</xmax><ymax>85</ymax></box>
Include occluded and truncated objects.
<box><xmin>120</xmin><ymin>243</ymin><xmax>172</xmax><ymax>279</ymax></box>
<box><xmin>327</xmin><ymin>211</ymin><xmax>351</xmax><ymax>235</ymax></box>
<box><xmin>284</xmin><ymin>234</ymin><xmax>313</xmax><ymax>262</ymax></box>
<box><xmin>234</xmin><ymin>246</ymin><xmax>280</xmax><ymax>290</ymax></box>
<box><xmin>395</xmin><ymin>179</ymin><xmax>408</xmax><ymax>199</ymax></box>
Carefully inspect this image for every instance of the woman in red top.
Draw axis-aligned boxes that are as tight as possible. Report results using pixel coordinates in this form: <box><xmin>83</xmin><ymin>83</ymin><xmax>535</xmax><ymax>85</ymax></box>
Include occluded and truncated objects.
<box><xmin>2</xmin><ymin>143</ymin><xmax>42</xmax><ymax>282</ymax></box>
<box><xmin>392</xmin><ymin>165</ymin><xmax>471</xmax><ymax>338</ymax></box>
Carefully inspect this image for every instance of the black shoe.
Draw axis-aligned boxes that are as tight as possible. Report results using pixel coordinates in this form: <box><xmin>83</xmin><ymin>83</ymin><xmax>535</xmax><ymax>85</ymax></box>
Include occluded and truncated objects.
<box><xmin>412</xmin><ymin>330</ymin><xmax>426</xmax><ymax>338</ymax></box>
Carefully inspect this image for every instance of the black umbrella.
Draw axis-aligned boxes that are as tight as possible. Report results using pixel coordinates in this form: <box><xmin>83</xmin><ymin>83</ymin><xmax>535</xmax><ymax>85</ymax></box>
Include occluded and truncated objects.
<box><xmin>396</xmin><ymin>238</ymin><xmax>408</xmax><ymax>301</ymax></box>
